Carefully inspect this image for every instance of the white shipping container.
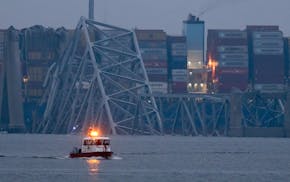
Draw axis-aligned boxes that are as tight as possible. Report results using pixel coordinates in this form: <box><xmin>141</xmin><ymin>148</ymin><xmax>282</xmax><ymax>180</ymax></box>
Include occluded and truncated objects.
<box><xmin>254</xmin><ymin>48</ymin><xmax>283</xmax><ymax>55</ymax></box>
<box><xmin>253</xmin><ymin>32</ymin><xmax>282</xmax><ymax>39</ymax></box>
<box><xmin>171</xmin><ymin>43</ymin><xmax>186</xmax><ymax>50</ymax></box>
<box><xmin>253</xmin><ymin>39</ymin><xmax>283</xmax><ymax>48</ymax></box>
<box><xmin>217</xmin><ymin>46</ymin><xmax>248</xmax><ymax>53</ymax></box>
<box><xmin>171</xmin><ymin>69</ymin><xmax>187</xmax><ymax>75</ymax></box>
<box><xmin>150</xmin><ymin>82</ymin><xmax>168</xmax><ymax>94</ymax></box>
<box><xmin>146</xmin><ymin>68</ymin><xmax>167</xmax><ymax>75</ymax></box>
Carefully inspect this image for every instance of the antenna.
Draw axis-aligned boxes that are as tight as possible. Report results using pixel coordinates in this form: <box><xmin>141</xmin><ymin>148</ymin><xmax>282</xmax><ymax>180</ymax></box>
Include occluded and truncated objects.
<box><xmin>89</xmin><ymin>0</ymin><xmax>94</xmax><ymax>20</ymax></box>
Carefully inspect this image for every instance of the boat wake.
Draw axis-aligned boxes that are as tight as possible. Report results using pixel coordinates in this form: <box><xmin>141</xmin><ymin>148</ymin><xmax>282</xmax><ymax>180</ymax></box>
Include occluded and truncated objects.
<box><xmin>0</xmin><ymin>154</ymin><xmax>122</xmax><ymax>160</ymax></box>
<box><xmin>0</xmin><ymin>154</ymin><xmax>69</xmax><ymax>160</ymax></box>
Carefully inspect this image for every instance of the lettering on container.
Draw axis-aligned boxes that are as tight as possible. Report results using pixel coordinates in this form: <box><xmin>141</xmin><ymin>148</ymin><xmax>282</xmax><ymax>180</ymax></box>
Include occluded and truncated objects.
<box><xmin>171</xmin><ymin>43</ymin><xmax>186</xmax><ymax>50</ymax></box>
<box><xmin>219</xmin><ymin>61</ymin><xmax>248</xmax><ymax>67</ymax></box>
<box><xmin>253</xmin><ymin>40</ymin><xmax>283</xmax><ymax>48</ymax></box>
<box><xmin>253</xmin><ymin>32</ymin><xmax>282</xmax><ymax>39</ymax></box>
<box><xmin>171</xmin><ymin>50</ymin><xmax>187</xmax><ymax>56</ymax></box>
<box><xmin>217</xmin><ymin>46</ymin><xmax>248</xmax><ymax>53</ymax></box>
<box><xmin>254</xmin><ymin>48</ymin><xmax>283</xmax><ymax>55</ymax></box>
<box><xmin>171</xmin><ymin>69</ymin><xmax>187</xmax><ymax>75</ymax></box>
<box><xmin>219</xmin><ymin>53</ymin><xmax>248</xmax><ymax>60</ymax></box>
<box><xmin>146</xmin><ymin>68</ymin><xmax>167</xmax><ymax>75</ymax></box>
<box><xmin>218</xmin><ymin>31</ymin><xmax>247</xmax><ymax>39</ymax></box>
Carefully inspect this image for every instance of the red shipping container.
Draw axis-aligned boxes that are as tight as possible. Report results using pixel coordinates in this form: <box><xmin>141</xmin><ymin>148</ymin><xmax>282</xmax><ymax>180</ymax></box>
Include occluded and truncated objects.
<box><xmin>172</xmin><ymin>82</ymin><xmax>187</xmax><ymax>93</ymax></box>
<box><xmin>147</xmin><ymin>74</ymin><xmax>168</xmax><ymax>82</ymax></box>
<box><xmin>216</xmin><ymin>67</ymin><xmax>248</xmax><ymax>93</ymax></box>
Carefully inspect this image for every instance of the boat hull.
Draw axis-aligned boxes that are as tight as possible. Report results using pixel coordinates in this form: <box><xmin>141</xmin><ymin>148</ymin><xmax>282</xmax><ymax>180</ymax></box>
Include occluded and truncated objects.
<box><xmin>70</xmin><ymin>151</ymin><xmax>113</xmax><ymax>159</ymax></box>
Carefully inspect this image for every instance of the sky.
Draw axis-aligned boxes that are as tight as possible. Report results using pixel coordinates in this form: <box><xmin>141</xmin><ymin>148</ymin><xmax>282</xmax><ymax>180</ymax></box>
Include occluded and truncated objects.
<box><xmin>0</xmin><ymin>0</ymin><xmax>290</xmax><ymax>36</ymax></box>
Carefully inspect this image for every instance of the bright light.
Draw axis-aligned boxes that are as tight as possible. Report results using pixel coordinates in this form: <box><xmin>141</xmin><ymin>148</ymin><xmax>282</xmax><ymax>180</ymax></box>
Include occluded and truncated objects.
<box><xmin>194</xmin><ymin>83</ymin><xmax>198</xmax><ymax>87</ymax></box>
<box><xmin>88</xmin><ymin>129</ymin><xmax>99</xmax><ymax>137</ymax></box>
<box><xmin>189</xmin><ymin>72</ymin><xmax>193</xmax><ymax>75</ymax></box>
<box><xmin>23</xmin><ymin>76</ymin><xmax>29</xmax><ymax>83</ymax></box>
<box><xmin>200</xmin><ymin>83</ymin><xmax>204</xmax><ymax>87</ymax></box>
<box><xmin>188</xmin><ymin>83</ymin><xmax>192</xmax><ymax>87</ymax></box>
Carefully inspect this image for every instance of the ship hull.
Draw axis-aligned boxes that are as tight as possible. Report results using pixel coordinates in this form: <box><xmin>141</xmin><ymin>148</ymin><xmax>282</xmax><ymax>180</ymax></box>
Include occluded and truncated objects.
<box><xmin>70</xmin><ymin>151</ymin><xmax>113</xmax><ymax>159</ymax></box>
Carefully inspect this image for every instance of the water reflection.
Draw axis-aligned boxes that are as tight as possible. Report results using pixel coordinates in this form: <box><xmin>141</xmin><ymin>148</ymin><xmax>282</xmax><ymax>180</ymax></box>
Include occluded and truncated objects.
<box><xmin>86</xmin><ymin>159</ymin><xmax>100</xmax><ymax>175</ymax></box>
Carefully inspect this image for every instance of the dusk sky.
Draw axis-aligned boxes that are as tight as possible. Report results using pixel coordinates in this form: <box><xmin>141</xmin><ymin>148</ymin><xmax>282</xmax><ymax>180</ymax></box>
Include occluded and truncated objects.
<box><xmin>1</xmin><ymin>0</ymin><xmax>290</xmax><ymax>36</ymax></box>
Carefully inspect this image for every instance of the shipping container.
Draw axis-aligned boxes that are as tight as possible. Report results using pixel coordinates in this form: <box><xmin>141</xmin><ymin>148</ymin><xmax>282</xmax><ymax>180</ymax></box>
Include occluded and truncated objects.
<box><xmin>171</xmin><ymin>82</ymin><xmax>187</xmax><ymax>93</ymax></box>
<box><xmin>253</xmin><ymin>58</ymin><xmax>284</xmax><ymax>84</ymax></box>
<box><xmin>27</xmin><ymin>89</ymin><xmax>43</xmax><ymax>97</ymax></box>
<box><xmin>254</xmin><ymin>47</ymin><xmax>283</xmax><ymax>55</ymax></box>
<box><xmin>167</xmin><ymin>36</ymin><xmax>186</xmax><ymax>42</ymax></box>
<box><xmin>143</xmin><ymin>61</ymin><xmax>167</xmax><ymax>67</ymax></box>
<box><xmin>146</xmin><ymin>68</ymin><xmax>167</xmax><ymax>75</ymax></box>
<box><xmin>217</xmin><ymin>46</ymin><xmax>248</xmax><ymax>53</ymax></box>
<box><xmin>253</xmin><ymin>31</ymin><xmax>282</xmax><ymax>39</ymax></box>
<box><xmin>147</xmin><ymin>74</ymin><xmax>168</xmax><ymax>82</ymax></box>
<box><xmin>171</xmin><ymin>69</ymin><xmax>187</xmax><ymax>75</ymax></box>
<box><xmin>215</xmin><ymin>67</ymin><xmax>248</xmax><ymax>93</ymax></box>
<box><xmin>171</xmin><ymin>43</ymin><xmax>187</xmax><ymax>50</ymax></box>
<box><xmin>253</xmin><ymin>39</ymin><xmax>283</xmax><ymax>48</ymax></box>
<box><xmin>171</xmin><ymin>56</ymin><xmax>187</xmax><ymax>62</ymax></box>
<box><xmin>217</xmin><ymin>67</ymin><xmax>248</xmax><ymax>74</ymax></box>
<box><xmin>138</xmin><ymin>41</ymin><xmax>166</xmax><ymax>48</ymax></box>
<box><xmin>135</xmin><ymin>30</ymin><xmax>167</xmax><ymax>41</ymax></box>
<box><xmin>219</xmin><ymin>53</ymin><xmax>248</xmax><ymax>60</ymax></box>
<box><xmin>172</xmin><ymin>75</ymin><xmax>187</xmax><ymax>82</ymax></box>
<box><xmin>246</xmin><ymin>25</ymin><xmax>279</xmax><ymax>31</ymax></box>
<box><xmin>170</xmin><ymin>61</ymin><xmax>187</xmax><ymax>69</ymax></box>
<box><xmin>149</xmin><ymin>82</ymin><xmax>168</xmax><ymax>94</ymax></box>
<box><xmin>218</xmin><ymin>31</ymin><xmax>247</xmax><ymax>39</ymax></box>
<box><xmin>219</xmin><ymin>61</ymin><xmax>248</xmax><ymax>68</ymax></box>
<box><xmin>171</xmin><ymin>50</ymin><xmax>187</xmax><ymax>56</ymax></box>
<box><xmin>141</xmin><ymin>48</ymin><xmax>167</xmax><ymax>60</ymax></box>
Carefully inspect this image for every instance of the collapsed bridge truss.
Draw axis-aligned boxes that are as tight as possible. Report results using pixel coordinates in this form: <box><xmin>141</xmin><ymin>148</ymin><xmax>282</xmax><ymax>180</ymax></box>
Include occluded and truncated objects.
<box><xmin>38</xmin><ymin>17</ymin><xmax>162</xmax><ymax>134</ymax></box>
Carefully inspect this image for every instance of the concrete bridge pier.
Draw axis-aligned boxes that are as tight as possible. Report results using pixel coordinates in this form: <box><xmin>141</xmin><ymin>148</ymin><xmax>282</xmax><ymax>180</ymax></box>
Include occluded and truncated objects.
<box><xmin>228</xmin><ymin>92</ymin><xmax>243</xmax><ymax>137</ymax></box>
<box><xmin>6</xmin><ymin>27</ymin><xmax>25</xmax><ymax>132</ymax></box>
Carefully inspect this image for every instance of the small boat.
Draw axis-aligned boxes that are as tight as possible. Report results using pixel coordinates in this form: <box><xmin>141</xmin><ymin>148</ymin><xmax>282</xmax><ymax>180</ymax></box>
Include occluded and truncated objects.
<box><xmin>70</xmin><ymin>128</ymin><xmax>113</xmax><ymax>159</ymax></box>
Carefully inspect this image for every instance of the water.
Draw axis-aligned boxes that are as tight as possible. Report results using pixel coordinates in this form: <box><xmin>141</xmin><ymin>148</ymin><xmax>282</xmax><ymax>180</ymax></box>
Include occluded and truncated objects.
<box><xmin>0</xmin><ymin>134</ymin><xmax>290</xmax><ymax>182</ymax></box>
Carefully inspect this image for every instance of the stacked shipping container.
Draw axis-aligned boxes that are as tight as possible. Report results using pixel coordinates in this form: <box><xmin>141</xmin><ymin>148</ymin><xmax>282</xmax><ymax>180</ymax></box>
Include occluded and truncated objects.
<box><xmin>207</xmin><ymin>30</ymin><xmax>249</xmax><ymax>93</ymax></box>
<box><xmin>247</xmin><ymin>26</ymin><xmax>285</xmax><ymax>92</ymax></box>
<box><xmin>135</xmin><ymin>30</ymin><xmax>168</xmax><ymax>94</ymax></box>
<box><xmin>21</xmin><ymin>26</ymin><xmax>63</xmax><ymax>102</ymax></box>
<box><xmin>167</xmin><ymin>36</ymin><xmax>187</xmax><ymax>93</ymax></box>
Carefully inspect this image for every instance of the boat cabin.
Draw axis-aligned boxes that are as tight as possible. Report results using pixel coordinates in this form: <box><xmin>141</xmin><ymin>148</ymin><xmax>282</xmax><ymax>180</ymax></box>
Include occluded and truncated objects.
<box><xmin>81</xmin><ymin>136</ymin><xmax>112</xmax><ymax>153</ymax></box>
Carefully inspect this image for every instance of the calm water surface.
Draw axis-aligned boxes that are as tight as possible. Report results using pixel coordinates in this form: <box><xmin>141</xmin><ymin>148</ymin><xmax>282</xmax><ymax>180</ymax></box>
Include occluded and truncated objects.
<box><xmin>0</xmin><ymin>134</ymin><xmax>290</xmax><ymax>182</ymax></box>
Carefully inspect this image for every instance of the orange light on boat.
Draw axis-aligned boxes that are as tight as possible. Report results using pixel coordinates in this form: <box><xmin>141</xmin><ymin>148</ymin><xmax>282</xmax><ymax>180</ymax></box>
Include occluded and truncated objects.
<box><xmin>89</xmin><ymin>130</ymin><xmax>99</xmax><ymax>137</ymax></box>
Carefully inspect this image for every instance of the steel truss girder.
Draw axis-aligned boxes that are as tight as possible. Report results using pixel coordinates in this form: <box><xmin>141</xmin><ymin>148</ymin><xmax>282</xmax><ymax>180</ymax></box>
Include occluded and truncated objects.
<box><xmin>148</xmin><ymin>94</ymin><xmax>229</xmax><ymax>136</ymax></box>
<box><xmin>38</xmin><ymin>17</ymin><xmax>162</xmax><ymax>134</ymax></box>
<box><xmin>242</xmin><ymin>93</ymin><xmax>285</xmax><ymax>128</ymax></box>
